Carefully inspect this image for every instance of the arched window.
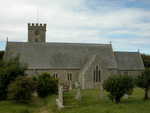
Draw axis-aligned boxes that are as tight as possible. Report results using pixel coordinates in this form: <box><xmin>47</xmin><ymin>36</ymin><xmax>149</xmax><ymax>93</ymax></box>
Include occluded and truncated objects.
<box><xmin>53</xmin><ymin>73</ymin><xmax>58</xmax><ymax>79</ymax></box>
<box><xmin>67</xmin><ymin>72</ymin><xmax>72</xmax><ymax>81</ymax></box>
<box><xmin>93</xmin><ymin>65</ymin><xmax>101</xmax><ymax>82</ymax></box>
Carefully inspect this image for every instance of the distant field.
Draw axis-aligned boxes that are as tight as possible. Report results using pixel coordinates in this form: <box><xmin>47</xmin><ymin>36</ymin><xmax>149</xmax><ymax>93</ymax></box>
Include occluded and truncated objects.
<box><xmin>0</xmin><ymin>88</ymin><xmax>150</xmax><ymax>113</ymax></box>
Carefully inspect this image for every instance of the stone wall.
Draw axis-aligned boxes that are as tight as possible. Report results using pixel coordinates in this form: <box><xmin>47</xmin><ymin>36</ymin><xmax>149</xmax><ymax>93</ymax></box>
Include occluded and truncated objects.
<box><xmin>28</xmin><ymin>23</ymin><xmax>46</xmax><ymax>43</ymax></box>
<box><xmin>56</xmin><ymin>85</ymin><xmax>64</xmax><ymax>109</ymax></box>
<box><xmin>26</xmin><ymin>68</ymin><xmax>79</xmax><ymax>85</ymax></box>
<box><xmin>118</xmin><ymin>70</ymin><xmax>143</xmax><ymax>77</ymax></box>
<box><xmin>79</xmin><ymin>55</ymin><xmax>116</xmax><ymax>89</ymax></box>
<box><xmin>26</xmin><ymin>68</ymin><xmax>143</xmax><ymax>89</ymax></box>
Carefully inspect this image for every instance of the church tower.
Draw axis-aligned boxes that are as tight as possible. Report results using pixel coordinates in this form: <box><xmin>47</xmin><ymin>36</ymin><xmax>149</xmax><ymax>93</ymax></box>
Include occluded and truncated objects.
<box><xmin>28</xmin><ymin>23</ymin><xmax>46</xmax><ymax>43</ymax></box>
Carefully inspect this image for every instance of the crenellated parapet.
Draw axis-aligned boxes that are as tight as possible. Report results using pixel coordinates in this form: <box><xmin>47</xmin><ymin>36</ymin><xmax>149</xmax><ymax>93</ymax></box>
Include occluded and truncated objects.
<box><xmin>28</xmin><ymin>23</ymin><xmax>46</xmax><ymax>43</ymax></box>
<box><xmin>28</xmin><ymin>23</ymin><xmax>46</xmax><ymax>31</ymax></box>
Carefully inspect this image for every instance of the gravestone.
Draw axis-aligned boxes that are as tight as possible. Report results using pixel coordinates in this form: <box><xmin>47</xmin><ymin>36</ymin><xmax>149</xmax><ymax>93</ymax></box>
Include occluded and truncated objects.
<box><xmin>124</xmin><ymin>94</ymin><xmax>129</xmax><ymax>99</ymax></box>
<box><xmin>69</xmin><ymin>81</ymin><xmax>72</xmax><ymax>91</ymax></box>
<box><xmin>75</xmin><ymin>82</ymin><xmax>81</xmax><ymax>100</ymax></box>
<box><xmin>148</xmin><ymin>88</ymin><xmax>150</xmax><ymax>98</ymax></box>
<box><xmin>33</xmin><ymin>91</ymin><xmax>38</xmax><ymax>97</ymax></box>
<box><xmin>56</xmin><ymin>85</ymin><xmax>64</xmax><ymax>109</ymax></box>
<box><xmin>99</xmin><ymin>82</ymin><xmax>104</xmax><ymax>99</ymax></box>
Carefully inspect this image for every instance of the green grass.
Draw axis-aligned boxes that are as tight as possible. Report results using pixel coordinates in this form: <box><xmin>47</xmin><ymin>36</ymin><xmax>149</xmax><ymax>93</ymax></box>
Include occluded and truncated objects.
<box><xmin>0</xmin><ymin>95</ymin><xmax>57</xmax><ymax>113</ymax></box>
<box><xmin>60</xmin><ymin>88</ymin><xmax>150</xmax><ymax>113</ymax></box>
<box><xmin>0</xmin><ymin>88</ymin><xmax>150</xmax><ymax>113</ymax></box>
<box><xmin>0</xmin><ymin>101</ymin><xmax>36</xmax><ymax>113</ymax></box>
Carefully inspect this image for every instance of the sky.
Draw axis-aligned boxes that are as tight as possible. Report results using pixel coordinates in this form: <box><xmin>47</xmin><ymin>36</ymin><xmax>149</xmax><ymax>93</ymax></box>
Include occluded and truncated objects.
<box><xmin>0</xmin><ymin>0</ymin><xmax>150</xmax><ymax>54</ymax></box>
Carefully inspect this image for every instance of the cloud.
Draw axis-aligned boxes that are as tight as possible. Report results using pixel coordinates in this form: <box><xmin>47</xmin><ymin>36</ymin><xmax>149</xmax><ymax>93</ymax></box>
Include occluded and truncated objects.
<box><xmin>0</xmin><ymin>0</ymin><xmax>150</xmax><ymax>54</ymax></box>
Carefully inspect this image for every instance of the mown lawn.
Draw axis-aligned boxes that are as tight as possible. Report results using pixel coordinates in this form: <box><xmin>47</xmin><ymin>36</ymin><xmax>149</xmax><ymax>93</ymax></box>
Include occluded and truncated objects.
<box><xmin>0</xmin><ymin>88</ymin><xmax>150</xmax><ymax>113</ymax></box>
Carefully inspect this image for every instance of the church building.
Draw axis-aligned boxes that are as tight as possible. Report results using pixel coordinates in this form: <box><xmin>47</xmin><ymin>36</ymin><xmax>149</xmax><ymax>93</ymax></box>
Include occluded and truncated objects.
<box><xmin>4</xmin><ymin>23</ymin><xmax>145</xmax><ymax>89</ymax></box>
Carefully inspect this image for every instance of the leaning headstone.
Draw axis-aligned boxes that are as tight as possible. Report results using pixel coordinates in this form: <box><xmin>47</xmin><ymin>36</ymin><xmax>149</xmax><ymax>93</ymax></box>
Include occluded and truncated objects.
<box><xmin>56</xmin><ymin>85</ymin><xmax>64</xmax><ymax>109</ymax></box>
<box><xmin>75</xmin><ymin>82</ymin><xmax>81</xmax><ymax>100</ymax></box>
<box><xmin>99</xmin><ymin>82</ymin><xmax>104</xmax><ymax>99</ymax></box>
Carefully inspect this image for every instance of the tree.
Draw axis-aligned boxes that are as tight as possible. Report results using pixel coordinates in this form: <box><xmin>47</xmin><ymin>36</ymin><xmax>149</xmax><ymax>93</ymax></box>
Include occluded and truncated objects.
<box><xmin>0</xmin><ymin>57</ymin><xmax>26</xmax><ymax>100</ymax></box>
<box><xmin>0</xmin><ymin>51</ymin><xmax>4</xmax><ymax>60</ymax></box>
<box><xmin>103</xmin><ymin>75</ymin><xmax>134</xmax><ymax>103</ymax></box>
<box><xmin>7</xmin><ymin>76</ymin><xmax>36</xmax><ymax>103</ymax></box>
<box><xmin>142</xmin><ymin>54</ymin><xmax>150</xmax><ymax>68</ymax></box>
<box><xmin>136</xmin><ymin>68</ymin><xmax>150</xmax><ymax>100</ymax></box>
<box><xmin>36</xmin><ymin>73</ymin><xmax>58</xmax><ymax>97</ymax></box>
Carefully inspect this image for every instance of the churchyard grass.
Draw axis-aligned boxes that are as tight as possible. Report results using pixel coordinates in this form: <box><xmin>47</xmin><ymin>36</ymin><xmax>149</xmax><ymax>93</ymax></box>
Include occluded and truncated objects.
<box><xmin>0</xmin><ymin>95</ymin><xmax>58</xmax><ymax>113</ymax></box>
<box><xmin>60</xmin><ymin>88</ymin><xmax>150</xmax><ymax>113</ymax></box>
<box><xmin>0</xmin><ymin>88</ymin><xmax>150</xmax><ymax>113</ymax></box>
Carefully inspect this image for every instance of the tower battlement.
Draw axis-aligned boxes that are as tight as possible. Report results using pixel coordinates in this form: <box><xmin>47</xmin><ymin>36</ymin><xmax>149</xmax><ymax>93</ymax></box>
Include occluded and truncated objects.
<box><xmin>28</xmin><ymin>23</ymin><xmax>46</xmax><ymax>31</ymax></box>
<box><xmin>28</xmin><ymin>23</ymin><xmax>46</xmax><ymax>43</ymax></box>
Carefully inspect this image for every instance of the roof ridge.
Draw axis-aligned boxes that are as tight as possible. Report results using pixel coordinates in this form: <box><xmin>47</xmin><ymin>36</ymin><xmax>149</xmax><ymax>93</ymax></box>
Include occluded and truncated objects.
<box><xmin>7</xmin><ymin>41</ymin><xmax>111</xmax><ymax>46</ymax></box>
<box><xmin>114</xmin><ymin>51</ymin><xmax>139</xmax><ymax>53</ymax></box>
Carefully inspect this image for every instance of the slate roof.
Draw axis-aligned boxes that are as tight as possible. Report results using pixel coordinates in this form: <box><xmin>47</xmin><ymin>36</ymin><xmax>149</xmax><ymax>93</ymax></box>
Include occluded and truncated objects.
<box><xmin>114</xmin><ymin>52</ymin><xmax>145</xmax><ymax>70</ymax></box>
<box><xmin>4</xmin><ymin>42</ymin><xmax>117</xmax><ymax>69</ymax></box>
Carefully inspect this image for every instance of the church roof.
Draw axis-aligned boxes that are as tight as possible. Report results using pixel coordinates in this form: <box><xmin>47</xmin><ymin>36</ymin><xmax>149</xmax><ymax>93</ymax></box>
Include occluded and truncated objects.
<box><xmin>4</xmin><ymin>42</ymin><xmax>117</xmax><ymax>69</ymax></box>
<box><xmin>114</xmin><ymin>52</ymin><xmax>145</xmax><ymax>70</ymax></box>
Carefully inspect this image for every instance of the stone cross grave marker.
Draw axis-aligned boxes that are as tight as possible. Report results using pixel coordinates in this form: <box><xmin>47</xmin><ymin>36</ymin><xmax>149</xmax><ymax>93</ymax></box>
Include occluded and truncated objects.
<box><xmin>56</xmin><ymin>85</ymin><xmax>64</xmax><ymax>109</ymax></box>
<box><xmin>69</xmin><ymin>81</ymin><xmax>72</xmax><ymax>91</ymax></box>
<box><xmin>75</xmin><ymin>82</ymin><xmax>81</xmax><ymax>100</ymax></box>
<box><xmin>99</xmin><ymin>82</ymin><xmax>104</xmax><ymax>99</ymax></box>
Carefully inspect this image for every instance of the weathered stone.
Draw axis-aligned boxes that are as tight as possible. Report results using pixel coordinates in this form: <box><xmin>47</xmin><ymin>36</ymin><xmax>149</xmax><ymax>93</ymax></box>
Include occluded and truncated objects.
<box><xmin>75</xmin><ymin>82</ymin><xmax>81</xmax><ymax>100</ymax></box>
<box><xmin>33</xmin><ymin>92</ymin><xmax>38</xmax><ymax>97</ymax></box>
<box><xmin>148</xmin><ymin>88</ymin><xmax>150</xmax><ymax>99</ymax></box>
<box><xmin>4</xmin><ymin>23</ymin><xmax>145</xmax><ymax>89</ymax></box>
<box><xmin>75</xmin><ymin>81</ymin><xmax>79</xmax><ymax>89</ymax></box>
<box><xmin>124</xmin><ymin>94</ymin><xmax>129</xmax><ymax>99</ymax></box>
<box><xmin>69</xmin><ymin>81</ymin><xmax>72</xmax><ymax>91</ymax></box>
<box><xmin>56</xmin><ymin>85</ymin><xmax>64</xmax><ymax>109</ymax></box>
<box><xmin>99</xmin><ymin>82</ymin><xmax>104</xmax><ymax>99</ymax></box>
<box><xmin>28</xmin><ymin>23</ymin><xmax>46</xmax><ymax>43</ymax></box>
<box><xmin>75</xmin><ymin>88</ymin><xmax>81</xmax><ymax>100</ymax></box>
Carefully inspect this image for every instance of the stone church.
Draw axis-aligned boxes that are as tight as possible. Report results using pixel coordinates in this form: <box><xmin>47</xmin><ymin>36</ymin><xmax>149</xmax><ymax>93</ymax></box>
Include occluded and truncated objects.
<box><xmin>4</xmin><ymin>23</ymin><xmax>145</xmax><ymax>89</ymax></box>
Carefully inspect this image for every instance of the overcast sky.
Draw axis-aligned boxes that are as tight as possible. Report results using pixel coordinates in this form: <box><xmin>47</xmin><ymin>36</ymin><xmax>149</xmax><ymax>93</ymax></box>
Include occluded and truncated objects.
<box><xmin>0</xmin><ymin>0</ymin><xmax>150</xmax><ymax>54</ymax></box>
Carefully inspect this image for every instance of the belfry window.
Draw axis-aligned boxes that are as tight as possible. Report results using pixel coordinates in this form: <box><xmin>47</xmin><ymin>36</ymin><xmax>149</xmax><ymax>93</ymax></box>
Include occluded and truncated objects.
<box><xmin>93</xmin><ymin>65</ymin><xmax>101</xmax><ymax>82</ymax></box>
<box><xmin>67</xmin><ymin>73</ymin><xmax>72</xmax><ymax>81</ymax></box>
<box><xmin>53</xmin><ymin>73</ymin><xmax>58</xmax><ymax>79</ymax></box>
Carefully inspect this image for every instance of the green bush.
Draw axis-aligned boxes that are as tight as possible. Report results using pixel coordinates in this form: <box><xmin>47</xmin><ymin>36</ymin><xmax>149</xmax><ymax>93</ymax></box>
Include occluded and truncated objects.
<box><xmin>36</xmin><ymin>73</ymin><xmax>58</xmax><ymax>97</ymax></box>
<box><xmin>7</xmin><ymin>76</ymin><xmax>36</xmax><ymax>103</ymax></box>
<box><xmin>142</xmin><ymin>54</ymin><xmax>150</xmax><ymax>68</ymax></box>
<box><xmin>0</xmin><ymin>57</ymin><xmax>26</xmax><ymax>100</ymax></box>
<box><xmin>136</xmin><ymin>68</ymin><xmax>150</xmax><ymax>100</ymax></box>
<box><xmin>103</xmin><ymin>75</ymin><xmax>134</xmax><ymax>103</ymax></box>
